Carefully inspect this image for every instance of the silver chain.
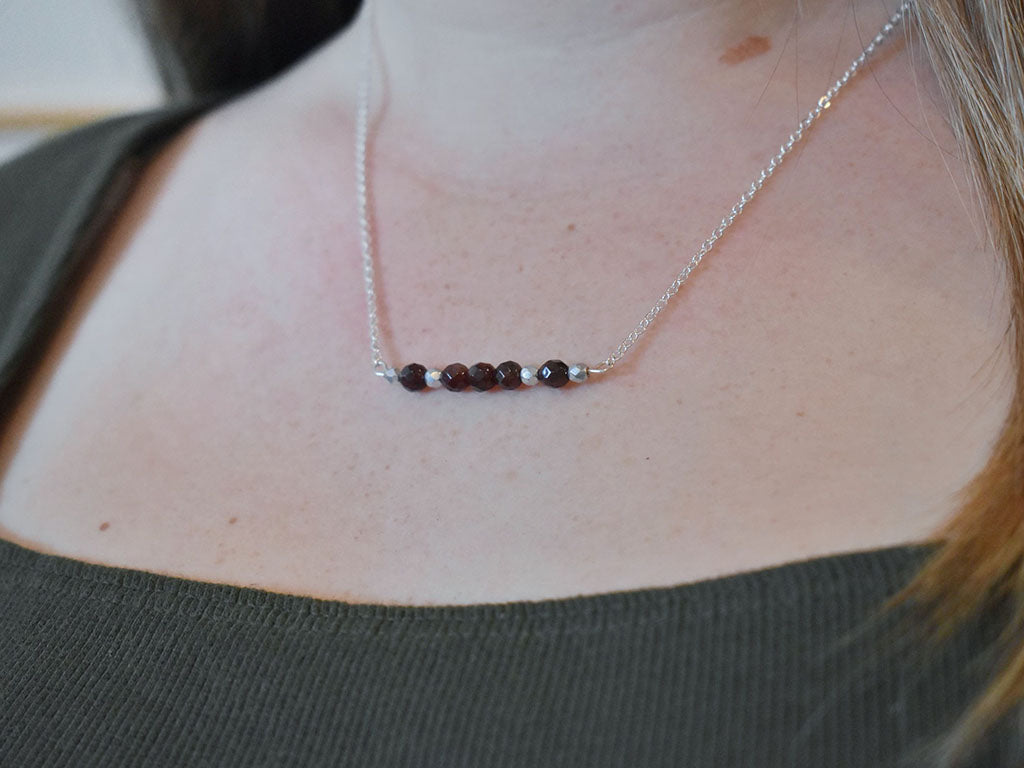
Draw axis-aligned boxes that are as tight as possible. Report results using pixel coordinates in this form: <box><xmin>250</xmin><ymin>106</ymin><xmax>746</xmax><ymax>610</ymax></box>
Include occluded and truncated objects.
<box><xmin>356</xmin><ymin>1</ymin><xmax>913</xmax><ymax>379</ymax></box>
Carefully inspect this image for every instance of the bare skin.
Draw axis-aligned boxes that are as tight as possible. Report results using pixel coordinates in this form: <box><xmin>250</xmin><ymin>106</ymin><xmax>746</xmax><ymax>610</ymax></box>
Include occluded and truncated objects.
<box><xmin>0</xmin><ymin>0</ymin><xmax>1014</xmax><ymax>605</ymax></box>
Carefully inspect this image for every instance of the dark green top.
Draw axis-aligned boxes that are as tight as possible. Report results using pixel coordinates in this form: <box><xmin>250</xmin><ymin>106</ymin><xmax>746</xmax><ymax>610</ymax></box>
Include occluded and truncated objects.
<box><xmin>0</xmin><ymin>95</ymin><xmax>1019</xmax><ymax>767</ymax></box>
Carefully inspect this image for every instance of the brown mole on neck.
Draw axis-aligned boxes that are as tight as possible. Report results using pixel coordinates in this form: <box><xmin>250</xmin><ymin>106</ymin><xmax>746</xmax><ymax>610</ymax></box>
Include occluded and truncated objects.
<box><xmin>719</xmin><ymin>35</ymin><xmax>772</xmax><ymax>65</ymax></box>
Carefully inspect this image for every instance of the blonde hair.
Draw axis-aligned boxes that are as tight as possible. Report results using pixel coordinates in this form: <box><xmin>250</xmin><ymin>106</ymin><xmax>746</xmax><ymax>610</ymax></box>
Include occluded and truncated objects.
<box><xmin>872</xmin><ymin>1</ymin><xmax>1024</xmax><ymax>765</ymax></box>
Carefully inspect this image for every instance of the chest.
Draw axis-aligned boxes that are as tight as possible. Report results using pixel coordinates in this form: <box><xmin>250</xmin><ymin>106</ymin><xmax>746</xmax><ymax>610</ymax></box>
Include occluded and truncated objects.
<box><xmin>0</xmin><ymin>110</ymin><xmax>1014</xmax><ymax>604</ymax></box>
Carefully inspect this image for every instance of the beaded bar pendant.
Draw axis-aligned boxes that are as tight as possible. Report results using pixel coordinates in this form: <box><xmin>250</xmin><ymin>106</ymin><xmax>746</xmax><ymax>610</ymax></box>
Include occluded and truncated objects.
<box><xmin>383</xmin><ymin>360</ymin><xmax>590</xmax><ymax>392</ymax></box>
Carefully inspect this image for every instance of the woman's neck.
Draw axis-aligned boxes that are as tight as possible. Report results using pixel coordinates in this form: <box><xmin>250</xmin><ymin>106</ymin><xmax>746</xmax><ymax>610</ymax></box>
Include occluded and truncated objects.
<box><xmin>294</xmin><ymin>0</ymin><xmax>907</xmax><ymax>189</ymax></box>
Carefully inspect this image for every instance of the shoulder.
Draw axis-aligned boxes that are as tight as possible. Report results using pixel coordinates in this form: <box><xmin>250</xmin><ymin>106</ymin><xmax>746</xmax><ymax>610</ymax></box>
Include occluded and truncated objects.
<box><xmin>0</xmin><ymin>93</ymin><xmax>229</xmax><ymax>393</ymax></box>
<box><xmin>0</xmin><ymin>92</ymin><xmax>232</xmax><ymax>292</ymax></box>
<box><xmin>0</xmin><ymin>94</ymin><xmax>229</xmax><ymax>236</ymax></box>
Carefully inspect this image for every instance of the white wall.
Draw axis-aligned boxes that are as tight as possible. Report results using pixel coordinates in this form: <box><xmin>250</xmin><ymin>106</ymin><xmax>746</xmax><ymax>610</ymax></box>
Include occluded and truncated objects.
<box><xmin>0</xmin><ymin>0</ymin><xmax>164</xmax><ymax>163</ymax></box>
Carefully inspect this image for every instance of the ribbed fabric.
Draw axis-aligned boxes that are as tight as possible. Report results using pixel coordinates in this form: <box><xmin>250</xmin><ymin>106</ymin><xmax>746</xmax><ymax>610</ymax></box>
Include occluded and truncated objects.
<box><xmin>0</xmin><ymin>537</ymin><xmax>1016</xmax><ymax>767</ymax></box>
<box><xmin>0</xmin><ymin>95</ymin><xmax>1021</xmax><ymax>768</ymax></box>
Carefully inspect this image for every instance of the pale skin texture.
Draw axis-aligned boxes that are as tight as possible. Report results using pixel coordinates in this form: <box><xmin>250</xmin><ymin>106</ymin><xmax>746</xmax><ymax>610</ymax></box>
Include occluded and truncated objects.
<box><xmin>0</xmin><ymin>0</ymin><xmax>1015</xmax><ymax>604</ymax></box>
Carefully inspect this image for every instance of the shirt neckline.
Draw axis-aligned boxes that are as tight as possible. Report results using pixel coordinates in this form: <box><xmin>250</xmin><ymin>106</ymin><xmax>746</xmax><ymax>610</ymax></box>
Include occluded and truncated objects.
<box><xmin>0</xmin><ymin>534</ymin><xmax>940</xmax><ymax>633</ymax></box>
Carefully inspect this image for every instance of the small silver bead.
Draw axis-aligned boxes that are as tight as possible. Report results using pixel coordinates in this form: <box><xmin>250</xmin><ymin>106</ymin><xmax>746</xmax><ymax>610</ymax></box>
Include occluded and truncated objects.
<box><xmin>383</xmin><ymin>367</ymin><xmax>398</xmax><ymax>384</ymax></box>
<box><xmin>568</xmin><ymin>364</ymin><xmax>589</xmax><ymax>383</ymax></box>
<box><xmin>425</xmin><ymin>368</ymin><xmax>444</xmax><ymax>388</ymax></box>
<box><xmin>520</xmin><ymin>365</ymin><xmax>540</xmax><ymax>386</ymax></box>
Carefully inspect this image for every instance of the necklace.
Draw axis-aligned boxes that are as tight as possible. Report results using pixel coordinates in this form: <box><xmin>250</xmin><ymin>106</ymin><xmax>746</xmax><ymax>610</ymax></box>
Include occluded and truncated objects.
<box><xmin>356</xmin><ymin>1</ymin><xmax>913</xmax><ymax>393</ymax></box>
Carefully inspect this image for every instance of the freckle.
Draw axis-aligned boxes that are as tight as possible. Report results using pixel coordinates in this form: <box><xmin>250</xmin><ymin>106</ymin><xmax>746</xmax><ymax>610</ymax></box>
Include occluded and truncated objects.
<box><xmin>517</xmin><ymin>264</ymin><xmax>523</xmax><ymax>273</ymax></box>
<box><xmin>505</xmin><ymin>469</ymin><xmax>518</xmax><ymax>481</ymax></box>
<box><xmin>676</xmin><ymin>398</ymin><xmax>683</xmax><ymax>405</ymax></box>
<box><xmin>789</xmin><ymin>290</ymin><xmax>798</xmax><ymax>298</ymax></box>
<box><xmin>443</xmin><ymin>282</ymin><xmax>451</xmax><ymax>290</ymax></box>
<box><xmin>99</xmin><ymin>522</ymin><xmax>110</xmax><ymax>531</ymax></box>
<box><xmin>796</xmin><ymin>411</ymin><xmax>806</xmax><ymax>417</ymax></box>
<box><xmin>567</xmin><ymin>223</ymin><xmax>576</xmax><ymax>232</ymax></box>
<box><xmin>228</xmin><ymin>517</ymin><xmax>238</xmax><ymax>524</ymax></box>
<box><xmin>719</xmin><ymin>35</ymin><xmax>772</xmax><ymax>66</ymax></box>
<box><xmin>384</xmin><ymin>464</ymin><xmax>390</xmax><ymax>471</ymax></box>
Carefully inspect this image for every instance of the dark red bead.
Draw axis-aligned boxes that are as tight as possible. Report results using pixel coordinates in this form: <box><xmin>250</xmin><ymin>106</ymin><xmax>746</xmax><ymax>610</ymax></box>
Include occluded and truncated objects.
<box><xmin>398</xmin><ymin>363</ymin><xmax>427</xmax><ymax>391</ymax></box>
<box><xmin>441</xmin><ymin>363</ymin><xmax>470</xmax><ymax>391</ymax></box>
<box><xmin>539</xmin><ymin>359</ymin><xmax>569</xmax><ymax>387</ymax></box>
<box><xmin>494</xmin><ymin>360</ymin><xmax>522</xmax><ymax>389</ymax></box>
<box><xmin>467</xmin><ymin>363</ymin><xmax>497</xmax><ymax>391</ymax></box>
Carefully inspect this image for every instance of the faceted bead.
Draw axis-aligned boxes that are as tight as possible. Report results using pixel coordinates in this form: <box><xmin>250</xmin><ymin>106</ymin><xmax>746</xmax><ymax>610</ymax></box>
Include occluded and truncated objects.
<box><xmin>538</xmin><ymin>359</ymin><xmax>569</xmax><ymax>388</ymax></box>
<box><xmin>383</xmin><ymin>367</ymin><xmax>398</xmax><ymax>384</ymax></box>
<box><xmin>494</xmin><ymin>360</ymin><xmax>522</xmax><ymax>389</ymax></box>
<box><xmin>398</xmin><ymin>363</ymin><xmax>428</xmax><ymax>391</ymax></box>
<box><xmin>568</xmin><ymin>363</ymin><xmax>588</xmax><ymax>383</ymax></box>
<box><xmin>467</xmin><ymin>363</ymin><xmax>497</xmax><ymax>391</ymax></box>
<box><xmin>425</xmin><ymin>368</ymin><xmax>444</xmax><ymax>388</ymax></box>
<box><xmin>520</xmin><ymin>365</ymin><xmax>540</xmax><ymax>386</ymax></box>
<box><xmin>441</xmin><ymin>363</ymin><xmax>470</xmax><ymax>391</ymax></box>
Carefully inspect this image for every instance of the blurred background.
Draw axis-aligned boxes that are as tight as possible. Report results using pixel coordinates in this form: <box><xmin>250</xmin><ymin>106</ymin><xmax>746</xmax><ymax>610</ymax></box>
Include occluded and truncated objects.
<box><xmin>0</xmin><ymin>0</ymin><xmax>164</xmax><ymax>164</ymax></box>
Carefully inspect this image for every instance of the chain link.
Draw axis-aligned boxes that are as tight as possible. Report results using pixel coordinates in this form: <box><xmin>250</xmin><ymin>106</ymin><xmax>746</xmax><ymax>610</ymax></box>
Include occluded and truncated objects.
<box><xmin>356</xmin><ymin>1</ymin><xmax>913</xmax><ymax>378</ymax></box>
<box><xmin>355</xmin><ymin>9</ymin><xmax>388</xmax><ymax>374</ymax></box>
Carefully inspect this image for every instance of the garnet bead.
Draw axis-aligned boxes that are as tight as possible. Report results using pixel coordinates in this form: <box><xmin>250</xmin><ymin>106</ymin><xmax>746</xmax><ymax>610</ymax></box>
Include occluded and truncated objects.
<box><xmin>398</xmin><ymin>363</ymin><xmax>428</xmax><ymax>391</ymax></box>
<box><xmin>441</xmin><ymin>363</ymin><xmax>470</xmax><ymax>391</ymax></box>
<box><xmin>467</xmin><ymin>363</ymin><xmax>497</xmax><ymax>391</ymax></box>
<box><xmin>494</xmin><ymin>360</ymin><xmax>523</xmax><ymax>389</ymax></box>
<box><xmin>538</xmin><ymin>359</ymin><xmax>570</xmax><ymax>387</ymax></box>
